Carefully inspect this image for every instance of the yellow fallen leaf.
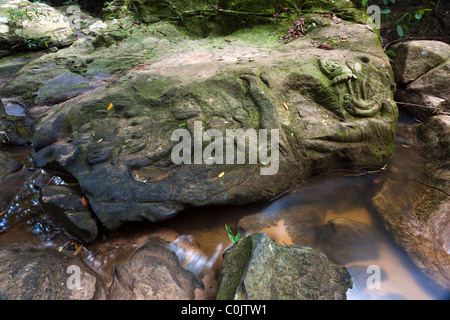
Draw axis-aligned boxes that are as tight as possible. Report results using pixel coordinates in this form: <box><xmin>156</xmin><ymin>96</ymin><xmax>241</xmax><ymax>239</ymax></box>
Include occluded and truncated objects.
<box><xmin>44</xmin><ymin>42</ymin><xmax>48</xmax><ymax>48</ymax></box>
<box><xmin>218</xmin><ymin>172</ymin><xmax>225</xmax><ymax>178</ymax></box>
<box><xmin>107</xmin><ymin>103</ymin><xmax>113</xmax><ymax>110</ymax></box>
<box><xmin>283</xmin><ymin>102</ymin><xmax>289</xmax><ymax>110</ymax></box>
<box><xmin>73</xmin><ymin>244</ymin><xmax>84</xmax><ymax>256</ymax></box>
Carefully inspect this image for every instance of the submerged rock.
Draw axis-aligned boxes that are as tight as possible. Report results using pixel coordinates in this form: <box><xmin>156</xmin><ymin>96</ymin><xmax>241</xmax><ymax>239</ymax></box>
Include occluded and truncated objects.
<box><xmin>216</xmin><ymin>233</ymin><xmax>352</xmax><ymax>300</ymax></box>
<box><xmin>317</xmin><ymin>217</ymin><xmax>379</xmax><ymax>265</ymax></box>
<box><xmin>238</xmin><ymin>203</ymin><xmax>323</xmax><ymax>247</ymax></box>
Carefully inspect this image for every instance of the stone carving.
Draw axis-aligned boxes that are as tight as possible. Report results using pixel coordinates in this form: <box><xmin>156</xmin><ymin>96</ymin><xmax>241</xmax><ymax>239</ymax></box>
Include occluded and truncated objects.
<box><xmin>319</xmin><ymin>59</ymin><xmax>358</xmax><ymax>93</ymax></box>
<box><xmin>319</xmin><ymin>59</ymin><xmax>383</xmax><ymax>118</ymax></box>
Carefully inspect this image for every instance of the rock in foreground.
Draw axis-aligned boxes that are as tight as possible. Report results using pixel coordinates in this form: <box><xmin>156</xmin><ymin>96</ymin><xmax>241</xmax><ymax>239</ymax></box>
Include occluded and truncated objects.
<box><xmin>216</xmin><ymin>233</ymin><xmax>352</xmax><ymax>300</ymax></box>
<box><xmin>0</xmin><ymin>246</ymin><xmax>103</xmax><ymax>300</ymax></box>
<box><xmin>109</xmin><ymin>237</ymin><xmax>204</xmax><ymax>300</ymax></box>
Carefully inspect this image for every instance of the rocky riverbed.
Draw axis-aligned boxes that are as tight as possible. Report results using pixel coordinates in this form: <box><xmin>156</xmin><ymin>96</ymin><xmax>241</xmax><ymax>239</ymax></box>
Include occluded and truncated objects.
<box><xmin>0</xmin><ymin>0</ymin><xmax>448</xmax><ymax>300</ymax></box>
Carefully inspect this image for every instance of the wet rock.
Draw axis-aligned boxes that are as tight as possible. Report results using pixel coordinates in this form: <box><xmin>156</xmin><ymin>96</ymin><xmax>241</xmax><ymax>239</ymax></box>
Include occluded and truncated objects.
<box><xmin>39</xmin><ymin>185</ymin><xmax>98</xmax><ymax>244</ymax></box>
<box><xmin>372</xmin><ymin>119</ymin><xmax>450</xmax><ymax>291</ymax></box>
<box><xmin>0</xmin><ymin>149</ymin><xmax>21</xmax><ymax>177</ymax></box>
<box><xmin>317</xmin><ymin>218</ymin><xmax>379</xmax><ymax>265</ymax></box>
<box><xmin>0</xmin><ymin>151</ymin><xmax>33</xmax><ymax>211</ymax></box>
<box><xmin>0</xmin><ymin>99</ymin><xmax>28</xmax><ymax>147</ymax></box>
<box><xmin>0</xmin><ymin>246</ymin><xmax>103</xmax><ymax>300</ymax></box>
<box><xmin>216</xmin><ymin>233</ymin><xmax>352</xmax><ymax>300</ymax></box>
<box><xmin>415</xmin><ymin>115</ymin><xmax>450</xmax><ymax>162</ymax></box>
<box><xmin>109</xmin><ymin>237</ymin><xmax>204</xmax><ymax>300</ymax></box>
<box><xmin>372</xmin><ymin>179</ymin><xmax>450</xmax><ymax>291</ymax></box>
<box><xmin>392</xmin><ymin>41</ymin><xmax>450</xmax><ymax>120</ymax></box>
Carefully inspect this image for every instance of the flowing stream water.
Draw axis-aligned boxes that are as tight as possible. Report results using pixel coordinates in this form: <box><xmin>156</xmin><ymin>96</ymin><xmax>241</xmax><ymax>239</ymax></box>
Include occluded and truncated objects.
<box><xmin>0</xmin><ymin>111</ymin><xmax>448</xmax><ymax>300</ymax></box>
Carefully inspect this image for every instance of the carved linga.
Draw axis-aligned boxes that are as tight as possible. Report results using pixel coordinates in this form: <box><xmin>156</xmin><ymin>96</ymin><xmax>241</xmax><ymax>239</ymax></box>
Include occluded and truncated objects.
<box><xmin>319</xmin><ymin>59</ymin><xmax>383</xmax><ymax>118</ymax></box>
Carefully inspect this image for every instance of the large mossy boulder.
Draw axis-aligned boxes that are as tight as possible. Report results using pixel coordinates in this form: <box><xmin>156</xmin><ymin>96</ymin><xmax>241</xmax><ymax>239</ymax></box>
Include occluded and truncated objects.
<box><xmin>216</xmin><ymin>233</ymin><xmax>352</xmax><ymax>300</ymax></box>
<box><xmin>1</xmin><ymin>5</ymin><xmax>398</xmax><ymax>231</ymax></box>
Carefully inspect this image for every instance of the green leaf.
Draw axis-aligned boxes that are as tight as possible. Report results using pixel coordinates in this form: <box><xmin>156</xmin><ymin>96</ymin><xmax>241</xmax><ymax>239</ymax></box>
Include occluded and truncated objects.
<box><xmin>383</xmin><ymin>0</ymin><xmax>388</xmax><ymax>5</ymax></box>
<box><xmin>362</xmin><ymin>0</ymin><xmax>368</xmax><ymax>6</ymax></box>
<box><xmin>415</xmin><ymin>13</ymin><xmax>422</xmax><ymax>20</ymax></box>
<box><xmin>396</xmin><ymin>25</ymin><xmax>404</xmax><ymax>37</ymax></box>
<box><xmin>418</xmin><ymin>9</ymin><xmax>425</xmax><ymax>15</ymax></box>
<box><xmin>225</xmin><ymin>224</ymin><xmax>240</xmax><ymax>244</ymax></box>
<box><xmin>380</xmin><ymin>9</ymin><xmax>391</xmax><ymax>14</ymax></box>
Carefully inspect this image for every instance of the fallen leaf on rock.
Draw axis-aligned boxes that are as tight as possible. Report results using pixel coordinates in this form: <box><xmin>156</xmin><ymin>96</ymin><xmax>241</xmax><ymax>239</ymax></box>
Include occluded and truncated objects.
<box><xmin>73</xmin><ymin>244</ymin><xmax>84</xmax><ymax>256</ymax></box>
<box><xmin>81</xmin><ymin>196</ymin><xmax>88</xmax><ymax>207</ymax></box>
<box><xmin>283</xmin><ymin>102</ymin><xmax>289</xmax><ymax>110</ymax></box>
<box><xmin>66</xmin><ymin>94</ymin><xmax>79</xmax><ymax>100</ymax></box>
<box><xmin>218</xmin><ymin>172</ymin><xmax>225</xmax><ymax>178</ymax></box>
<box><xmin>129</xmin><ymin>63</ymin><xmax>152</xmax><ymax>73</ymax></box>
<box><xmin>317</xmin><ymin>43</ymin><xmax>333</xmax><ymax>50</ymax></box>
<box><xmin>107</xmin><ymin>103</ymin><xmax>113</xmax><ymax>110</ymax></box>
<box><xmin>52</xmin><ymin>137</ymin><xmax>72</xmax><ymax>146</ymax></box>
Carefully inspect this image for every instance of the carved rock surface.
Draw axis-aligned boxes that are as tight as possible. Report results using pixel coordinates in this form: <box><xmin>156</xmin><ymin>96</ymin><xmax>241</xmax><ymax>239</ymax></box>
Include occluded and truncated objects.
<box><xmin>1</xmin><ymin>11</ymin><xmax>398</xmax><ymax>230</ymax></box>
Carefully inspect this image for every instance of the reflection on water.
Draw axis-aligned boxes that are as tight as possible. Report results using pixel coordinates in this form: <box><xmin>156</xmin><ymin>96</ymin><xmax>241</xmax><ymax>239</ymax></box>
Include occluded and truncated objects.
<box><xmin>158</xmin><ymin>170</ymin><xmax>448</xmax><ymax>300</ymax></box>
<box><xmin>0</xmin><ymin>169</ymin><xmax>62</xmax><ymax>240</ymax></box>
<box><xmin>0</xmin><ymin>112</ymin><xmax>448</xmax><ymax>300</ymax></box>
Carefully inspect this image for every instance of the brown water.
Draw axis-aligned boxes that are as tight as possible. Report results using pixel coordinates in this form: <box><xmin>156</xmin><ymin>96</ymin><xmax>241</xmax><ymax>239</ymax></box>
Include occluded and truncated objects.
<box><xmin>0</xmin><ymin>112</ymin><xmax>448</xmax><ymax>300</ymax></box>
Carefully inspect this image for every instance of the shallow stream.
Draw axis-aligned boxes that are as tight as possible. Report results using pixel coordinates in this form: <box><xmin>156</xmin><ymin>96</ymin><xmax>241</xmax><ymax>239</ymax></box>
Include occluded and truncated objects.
<box><xmin>0</xmin><ymin>111</ymin><xmax>448</xmax><ymax>300</ymax></box>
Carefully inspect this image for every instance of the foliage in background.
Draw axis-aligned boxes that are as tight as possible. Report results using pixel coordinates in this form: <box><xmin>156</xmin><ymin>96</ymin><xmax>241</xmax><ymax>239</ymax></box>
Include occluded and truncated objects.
<box><xmin>362</xmin><ymin>0</ymin><xmax>440</xmax><ymax>37</ymax></box>
<box><xmin>6</xmin><ymin>6</ymin><xmax>51</xmax><ymax>50</ymax></box>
